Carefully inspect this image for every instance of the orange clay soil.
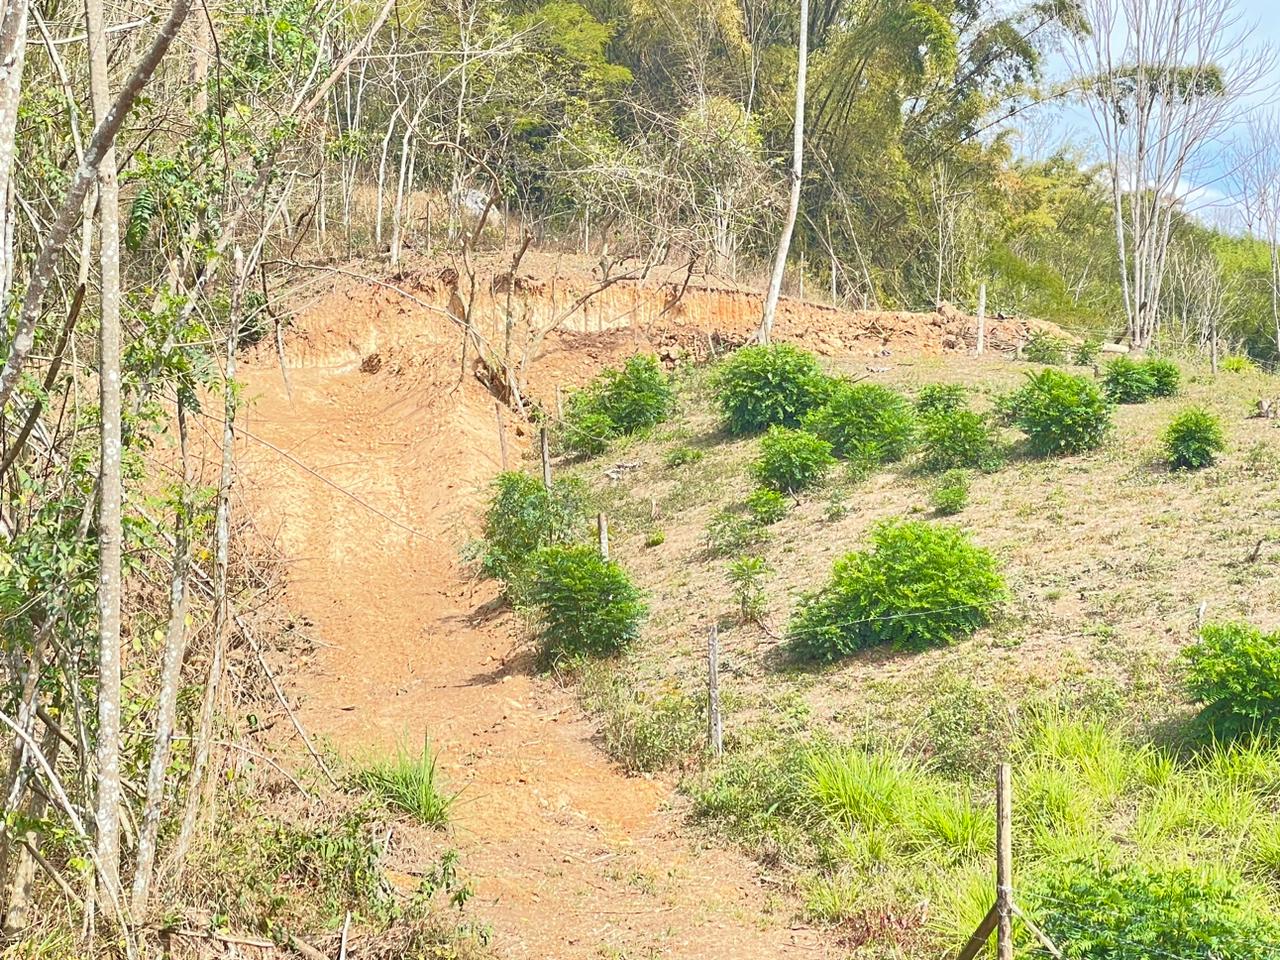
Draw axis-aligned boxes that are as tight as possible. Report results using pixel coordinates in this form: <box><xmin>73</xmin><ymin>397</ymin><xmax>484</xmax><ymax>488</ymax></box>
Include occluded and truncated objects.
<box><xmin>233</xmin><ymin>254</ymin><xmax>1055</xmax><ymax>958</ymax></box>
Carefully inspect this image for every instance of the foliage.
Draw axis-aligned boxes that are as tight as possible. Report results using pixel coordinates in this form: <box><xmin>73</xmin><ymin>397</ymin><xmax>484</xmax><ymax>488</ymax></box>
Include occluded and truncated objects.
<box><xmin>745</xmin><ymin>487</ymin><xmax>789</xmax><ymax>525</ymax></box>
<box><xmin>474</xmin><ymin>472</ymin><xmax>584</xmax><ymax>587</ymax></box>
<box><xmin>1183</xmin><ymin>621</ymin><xmax>1280</xmax><ymax>737</ymax></box>
<box><xmin>352</xmin><ymin>740</ymin><xmax>456</xmax><ymax>827</ymax></box>
<box><xmin>583</xmin><ymin>673</ymin><xmax>703</xmax><ymax>774</ymax></box>
<box><xmin>930</xmin><ymin>470</ymin><xmax>970</xmax><ymax>515</ymax></box>
<box><xmin>705</xmin><ymin>508</ymin><xmax>769</xmax><ymax>557</ymax></box>
<box><xmin>561</xmin><ymin>355</ymin><xmax>675</xmax><ymax>454</ymax></box>
<box><xmin>802</xmin><ymin>382</ymin><xmax>917</xmax><ymax>463</ymax></box>
<box><xmin>711</xmin><ymin>344</ymin><xmax>830</xmax><ymax>435</ymax></box>
<box><xmin>1023</xmin><ymin>331</ymin><xmax>1070</xmax><ymax>365</ymax></box>
<box><xmin>788</xmin><ymin>519</ymin><xmax>1005</xmax><ymax>662</ymax></box>
<box><xmin>644</xmin><ymin>528</ymin><xmax>666</xmax><ymax>547</ymax></box>
<box><xmin>525</xmin><ymin>545</ymin><xmax>646</xmax><ymax>663</ymax></box>
<box><xmin>1074</xmin><ymin>337</ymin><xmax>1102</xmax><ymax>366</ymax></box>
<box><xmin>1010</xmin><ymin>369</ymin><xmax>1113</xmax><ymax>456</ymax></box>
<box><xmin>727</xmin><ymin>555</ymin><xmax>770</xmax><ymax>624</ymax></box>
<box><xmin>1101</xmin><ymin>355</ymin><xmax>1176</xmax><ymax>404</ymax></box>
<box><xmin>1221</xmin><ymin>355</ymin><xmax>1255</xmax><ymax>374</ymax></box>
<box><xmin>918</xmin><ymin>408</ymin><xmax>1004</xmax><ymax>472</ymax></box>
<box><xmin>664</xmin><ymin>445</ymin><xmax>704</xmax><ymax>467</ymax></box>
<box><xmin>1144</xmin><ymin>358</ymin><xmax>1182</xmax><ymax>397</ymax></box>
<box><xmin>752</xmin><ymin>425</ymin><xmax>835</xmax><ymax>493</ymax></box>
<box><xmin>915</xmin><ymin>383</ymin><xmax>968</xmax><ymax>417</ymax></box>
<box><xmin>1163</xmin><ymin>407</ymin><xmax>1226</xmax><ymax>470</ymax></box>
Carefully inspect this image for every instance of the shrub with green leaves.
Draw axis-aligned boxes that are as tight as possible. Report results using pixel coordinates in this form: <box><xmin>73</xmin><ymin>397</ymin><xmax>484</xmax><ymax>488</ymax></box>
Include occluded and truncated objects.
<box><xmin>1222</xmin><ymin>355</ymin><xmax>1255</xmax><ymax>374</ymax></box>
<box><xmin>475</xmin><ymin>472</ymin><xmax>584</xmax><ymax>586</ymax></box>
<box><xmin>788</xmin><ymin>519</ymin><xmax>1005</xmax><ymax>661</ymax></box>
<box><xmin>1163</xmin><ymin>407</ymin><xmax>1226</xmax><ymax>470</ymax></box>
<box><xmin>525</xmin><ymin>544</ymin><xmax>646</xmax><ymax>663</ymax></box>
<box><xmin>745</xmin><ymin>487</ymin><xmax>788</xmax><ymax>525</ymax></box>
<box><xmin>559</xmin><ymin>409</ymin><xmax>618</xmax><ymax>455</ymax></box>
<box><xmin>915</xmin><ymin>383</ymin><xmax>968</xmax><ymax>417</ymax></box>
<box><xmin>705</xmin><ymin>508</ymin><xmax>768</xmax><ymax>557</ymax></box>
<box><xmin>1023</xmin><ymin>331</ymin><xmax>1069</xmax><ymax>365</ymax></box>
<box><xmin>930</xmin><ymin>470</ymin><xmax>970</xmax><ymax>515</ymax></box>
<box><xmin>1073</xmin><ymin>337</ymin><xmax>1102</xmax><ymax>366</ymax></box>
<box><xmin>752</xmin><ymin>425</ymin><xmax>835</xmax><ymax>493</ymax></box>
<box><xmin>561</xmin><ymin>354</ymin><xmax>675</xmax><ymax>454</ymax></box>
<box><xmin>1144</xmin><ymin>357</ymin><xmax>1181</xmax><ymax>397</ymax></box>
<box><xmin>1102</xmin><ymin>356</ymin><xmax>1156</xmax><ymax>403</ymax></box>
<box><xmin>918</xmin><ymin>408</ymin><xmax>1003</xmax><ymax>472</ymax></box>
<box><xmin>1010</xmin><ymin>369</ymin><xmax>1112</xmax><ymax>456</ymax></box>
<box><xmin>1183</xmin><ymin>621</ymin><xmax>1280</xmax><ymax>737</ymax></box>
<box><xmin>1032</xmin><ymin>860</ymin><xmax>1280</xmax><ymax>960</ymax></box>
<box><xmin>711</xmin><ymin>343</ymin><xmax>829</xmax><ymax>435</ymax></box>
<box><xmin>803</xmin><ymin>381</ymin><xmax>917</xmax><ymax>463</ymax></box>
<box><xmin>728</xmin><ymin>555</ymin><xmax>770</xmax><ymax>624</ymax></box>
<box><xmin>664</xmin><ymin>444</ymin><xmax>704</xmax><ymax>467</ymax></box>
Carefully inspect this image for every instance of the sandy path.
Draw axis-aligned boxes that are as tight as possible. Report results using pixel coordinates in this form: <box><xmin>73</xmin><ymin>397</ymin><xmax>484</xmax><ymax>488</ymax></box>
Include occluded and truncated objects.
<box><xmin>235</xmin><ymin>321</ymin><xmax>830</xmax><ymax>958</ymax></box>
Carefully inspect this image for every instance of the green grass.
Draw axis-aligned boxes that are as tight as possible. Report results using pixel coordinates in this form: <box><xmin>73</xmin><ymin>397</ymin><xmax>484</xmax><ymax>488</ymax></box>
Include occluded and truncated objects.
<box><xmin>353</xmin><ymin>739</ymin><xmax>457</xmax><ymax>827</ymax></box>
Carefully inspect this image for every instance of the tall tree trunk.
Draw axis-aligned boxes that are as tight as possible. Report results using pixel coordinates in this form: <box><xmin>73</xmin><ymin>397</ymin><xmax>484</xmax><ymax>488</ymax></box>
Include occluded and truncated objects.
<box><xmin>0</xmin><ymin>0</ymin><xmax>27</xmax><ymax>314</ymax></box>
<box><xmin>85</xmin><ymin>0</ymin><xmax>124</xmax><ymax>902</ymax></box>
<box><xmin>758</xmin><ymin>0</ymin><xmax>808</xmax><ymax>344</ymax></box>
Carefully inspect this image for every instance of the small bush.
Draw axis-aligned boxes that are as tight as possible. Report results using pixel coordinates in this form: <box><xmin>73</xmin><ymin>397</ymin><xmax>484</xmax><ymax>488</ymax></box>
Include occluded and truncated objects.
<box><xmin>1163</xmin><ymin>407</ymin><xmax>1225</xmax><ymax>470</ymax></box>
<box><xmin>705</xmin><ymin>508</ymin><xmax>769</xmax><ymax>557</ymax></box>
<box><xmin>752</xmin><ymin>425</ymin><xmax>835</xmax><ymax>493</ymax></box>
<box><xmin>1032</xmin><ymin>860</ymin><xmax>1280</xmax><ymax>960</ymax></box>
<box><xmin>1024</xmin><ymin>331</ymin><xmax>1070</xmax><ymax>365</ymax></box>
<box><xmin>788</xmin><ymin>519</ymin><xmax>1005</xmax><ymax>661</ymax></box>
<box><xmin>1144</xmin><ymin>357</ymin><xmax>1181</xmax><ymax>397</ymax></box>
<box><xmin>644</xmin><ymin>528</ymin><xmax>665</xmax><ymax>547</ymax></box>
<box><xmin>559</xmin><ymin>409</ymin><xmax>618</xmax><ymax>456</ymax></box>
<box><xmin>930</xmin><ymin>470</ymin><xmax>970</xmax><ymax>515</ymax></box>
<box><xmin>1222</xmin><ymin>355</ymin><xmax>1255</xmax><ymax>374</ymax></box>
<box><xmin>561</xmin><ymin>354</ymin><xmax>675</xmax><ymax>454</ymax></box>
<box><xmin>1010</xmin><ymin>369</ymin><xmax>1113</xmax><ymax>456</ymax></box>
<box><xmin>664</xmin><ymin>445</ymin><xmax>704</xmax><ymax>467</ymax></box>
<box><xmin>728</xmin><ymin>555</ymin><xmax>770</xmax><ymax>624</ymax></box>
<box><xmin>915</xmin><ymin>383</ymin><xmax>968</xmax><ymax>417</ymax></box>
<box><xmin>803</xmin><ymin>381</ymin><xmax>917</xmax><ymax>463</ymax></box>
<box><xmin>1183</xmin><ymin>621</ymin><xmax>1280</xmax><ymax>737</ymax></box>
<box><xmin>711</xmin><ymin>343</ymin><xmax>829</xmax><ymax>435</ymax></box>
<box><xmin>585</xmin><ymin>675</ymin><xmax>703</xmax><ymax>773</ymax></box>
<box><xmin>918</xmin><ymin>408</ymin><xmax>1004</xmax><ymax>472</ymax></box>
<box><xmin>525</xmin><ymin>545</ymin><xmax>646</xmax><ymax>663</ymax></box>
<box><xmin>475</xmin><ymin>472</ymin><xmax>584</xmax><ymax>586</ymax></box>
<box><xmin>1073</xmin><ymin>337</ymin><xmax>1102</xmax><ymax>366</ymax></box>
<box><xmin>352</xmin><ymin>739</ymin><xmax>456</xmax><ymax>827</ymax></box>
<box><xmin>1102</xmin><ymin>356</ymin><xmax>1157</xmax><ymax>403</ymax></box>
<box><xmin>745</xmin><ymin>487</ymin><xmax>789</xmax><ymax>525</ymax></box>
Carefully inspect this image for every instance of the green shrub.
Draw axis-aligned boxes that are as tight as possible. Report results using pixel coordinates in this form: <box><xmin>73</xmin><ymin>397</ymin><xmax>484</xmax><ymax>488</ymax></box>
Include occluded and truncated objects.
<box><xmin>475</xmin><ymin>472</ymin><xmax>584</xmax><ymax>586</ymax></box>
<box><xmin>1073</xmin><ymin>337</ymin><xmax>1102</xmax><ymax>366</ymax></box>
<box><xmin>711</xmin><ymin>343</ymin><xmax>829</xmax><ymax>435</ymax></box>
<box><xmin>803</xmin><ymin>381</ymin><xmax>917</xmax><ymax>463</ymax></box>
<box><xmin>664</xmin><ymin>444</ymin><xmax>704</xmax><ymax>467</ymax></box>
<box><xmin>1144</xmin><ymin>357</ymin><xmax>1181</xmax><ymax>397</ymax></box>
<box><xmin>1024</xmin><ymin>331</ymin><xmax>1069</xmax><ymax>365</ymax></box>
<box><xmin>1010</xmin><ymin>369</ymin><xmax>1113</xmax><ymax>456</ymax></box>
<box><xmin>644</xmin><ymin>528</ymin><xmax>665</xmax><ymax>547</ymax></box>
<box><xmin>915</xmin><ymin>383</ymin><xmax>968</xmax><ymax>417</ymax></box>
<box><xmin>352</xmin><ymin>739</ymin><xmax>456</xmax><ymax>827</ymax></box>
<box><xmin>705</xmin><ymin>508</ymin><xmax>768</xmax><ymax>557</ymax></box>
<box><xmin>1183</xmin><ymin>621</ymin><xmax>1280</xmax><ymax>737</ymax></box>
<box><xmin>561</xmin><ymin>355</ymin><xmax>675</xmax><ymax>454</ymax></box>
<box><xmin>728</xmin><ymin>555</ymin><xmax>770</xmax><ymax>624</ymax></box>
<box><xmin>525</xmin><ymin>545</ymin><xmax>646</xmax><ymax>663</ymax></box>
<box><xmin>1102</xmin><ymin>356</ymin><xmax>1157</xmax><ymax>403</ymax></box>
<box><xmin>1163</xmin><ymin>407</ymin><xmax>1226</xmax><ymax>470</ymax></box>
<box><xmin>918</xmin><ymin>408</ymin><xmax>1004</xmax><ymax>472</ymax></box>
<box><xmin>585</xmin><ymin>675</ymin><xmax>703</xmax><ymax>774</ymax></box>
<box><xmin>1222</xmin><ymin>355</ymin><xmax>1255</xmax><ymax>374</ymax></box>
<box><xmin>752</xmin><ymin>425</ymin><xmax>835</xmax><ymax>493</ymax></box>
<box><xmin>1031</xmin><ymin>860</ymin><xmax>1280</xmax><ymax>960</ymax></box>
<box><xmin>559</xmin><ymin>409</ymin><xmax>618</xmax><ymax>456</ymax></box>
<box><xmin>788</xmin><ymin>519</ymin><xmax>1005</xmax><ymax>661</ymax></box>
<box><xmin>745</xmin><ymin>487</ymin><xmax>789</xmax><ymax>525</ymax></box>
<box><xmin>930</xmin><ymin>470</ymin><xmax>970</xmax><ymax>515</ymax></box>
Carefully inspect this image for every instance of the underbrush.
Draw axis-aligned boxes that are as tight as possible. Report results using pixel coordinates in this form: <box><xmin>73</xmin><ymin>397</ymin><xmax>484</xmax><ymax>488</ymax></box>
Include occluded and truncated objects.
<box><xmin>352</xmin><ymin>739</ymin><xmax>457</xmax><ymax>827</ymax></box>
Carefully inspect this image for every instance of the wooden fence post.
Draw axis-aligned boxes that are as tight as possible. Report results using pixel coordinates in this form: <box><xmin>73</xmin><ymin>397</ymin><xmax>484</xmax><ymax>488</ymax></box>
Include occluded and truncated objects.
<box><xmin>597</xmin><ymin>512</ymin><xmax>609</xmax><ymax>559</ymax></box>
<box><xmin>540</xmin><ymin>427</ymin><xmax>552</xmax><ymax>488</ymax></box>
<box><xmin>555</xmin><ymin>383</ymin><xmax>564</xmax><ymax>420</ymax></box>
<box><xmin>997</xmin><ymin>762</ymin><xmax>1013</xmax><ymax>960</ymax></box>
<box><xmin>976</xmin><ymin>283</ymin><xmax>987</xmax><ymax>355</ymax></box>
<box><xmin>495</xmin><ymin>401</ymin><xmax>508</xmax><ymax>470</ymax></box>
<box><xmin>707</xmin><ymin>624</ymin><xmax>723</xmax><ymax>755</ymax></box>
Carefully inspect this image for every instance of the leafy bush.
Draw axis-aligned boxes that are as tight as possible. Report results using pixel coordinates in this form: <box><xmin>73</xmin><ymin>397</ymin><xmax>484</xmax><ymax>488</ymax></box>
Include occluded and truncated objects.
<box><xmin>918</xmin><ymin>408</ymin><xmax>1003</xmax><ymax>472</ymax></box>
<box><xmin>1183</xmin><ymin>621</ymin><xmax>1280</xmax><ymax>737</ymax></box>
<box><xmin>561</xmin><ymin>354</ymin><xmax>675</xmax><ymax>454</ymax></box>
<box><xmin>803</xmin><ymin>381</ymin><xmax>917</xmax><ymax>463</ymax></box>
<box><xmin>1102</xmin><ymin>356</ymin><xmax>1156</xmax><ymax>403</ymax></box>
<box><xmin>930</xmin><ymin>470</ymin><xmax>970</xmax><ymax>515</ymax></box>
<box><xmin>585</xmin><ymin>675</ymin><xmax>703</xmax><ymax>773</ymax></box>
<box><xmin>711</xmin><ymin>343</ymin><xmax>829</xmax><ymax>435</ymax></box>
<box><xmin>915</xmin><ymin>383</ymin><xmax>968</xmax><ymax>417</ymax></box>
<box><xmin>1024</xmin><ymin>331</ymin><xmax>1069</xmax><ymax>365</ymax></box>
<box><xmin>1032</xmin><ymin>860</ymin><xmax>1280</xmax><ymax>960</ymax></box>
<box><xmin>644</xmin><ymin>528</ymin><xmax>665</xmax><ymax>547</ymax></box>
<box><xmin>1144</xmin><ymin>357</ymin><xmax>1181</xmax><ymax>397</ymax></box>
<box><xmin>525</xmin><ymin>545</ymin><xmax>646</xmax><ymax>663</ymax></box>
<box><xmin>664</xmin><ymin>444</ymin><xmax>704</xmax><ymax>467</ymax></box>
<box><xmin>788</xmin><ymin>519</ymin><xmax>1005</xmax><ymax>661</ymax></box>
<box><xmin>1010</xmin><ymin>369</ymin><xmax>1113</xmax><ymax>456</ymax></box>
<box><xmin>752</xmin><ymin>425</ymin><xmax>835</xmax><ymax>493</ymax></box>
<box><xmin>1222</xmin><ymin>355</ymin><xmax>1255</xmax><ymax>374</ymax></box>
<box><xmin>352</xmin><ymin>739</ymin><xmax>456</xmax><ymax>827</ymax></box>
<box><xmin>745</xmin><ymin>487</ymin><xmax>788</xmax><ymax>524</ymax></box>
<box><xmin>705</xmin><ymin>508</ymin><xmax>769</xmax><ymax>557</ymax></box>
<box><xmin>1073</xmin><ymin>337</ymin><xmax>1102</xmax><ymax>366</ymax></box>
<box><xmin>475</xmin><ymin>472</ymin><xmax>584</xmax><ymax>586</ymax></box>
<box><xmin>1163</xmin><ymin>407</ymin><xmax>1226</xmax><ymax>470</ymax></box>
<box><xmin>728</xmin><ymin>555</ymin><xmax>770</xmax><ymax>624</ymax></box>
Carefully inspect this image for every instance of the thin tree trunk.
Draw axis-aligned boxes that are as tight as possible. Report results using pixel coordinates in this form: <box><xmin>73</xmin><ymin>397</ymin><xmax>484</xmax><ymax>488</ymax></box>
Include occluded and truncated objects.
<box><xmin>85</xmin><ymin>0</ymin><xmax>124</xmax><ymax>901</ymax></box>
<box><xmin>758</xmin><ymin>0</ymin><xmax>808</xmax><ymax>344</ymax></box>
<box><xmin>0</xmin><ymin>0</ymin><xmax>27</xmax><ymax>314</ymax></box>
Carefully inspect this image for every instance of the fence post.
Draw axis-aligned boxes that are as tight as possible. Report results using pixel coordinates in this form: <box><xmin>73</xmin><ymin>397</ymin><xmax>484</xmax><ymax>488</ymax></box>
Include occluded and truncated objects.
<box><xmin>540</xmin><ymin>427</ymin><xmax>552</xmax><ymax>488</ymax></box>
<box><xmin>707</xmin><ymin>624</ymin><xmax>723</xmax><ymax>756</ymax></box>
<box><xmin>997</xmin><ymin>762</ymin><xmax>1013</xmax><ymax>960</ymax></box>
<box><xmin>976</xmin><ymin>283</ymin><xmax>987</xmax><ymax>355</ymax></box>
<box><xmin>597</xmin><ymin>512</ymin><xmax>609</xmax><ymax>559</ymax></box>
<box><xmin>495</xmin><ymin>402</ymin><xmax>508</xmax><ymax>470</ymax></box>
<box><xmin>555</xmin><ymin>383</ymin><xmax>564</xmax><ymax>419</ymax></box>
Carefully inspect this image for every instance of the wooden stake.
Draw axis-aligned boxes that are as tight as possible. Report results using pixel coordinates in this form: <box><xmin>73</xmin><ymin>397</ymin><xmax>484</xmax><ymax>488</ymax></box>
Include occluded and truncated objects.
<box><xmin>555</xmin><ymin>383</ymin><xmax>564</xmax><ymax>419</ymax></box>
<box><xmin>597</xmin><ymin>512</ymin><xmax>609</xmax><ymax>559</ymax></box>
<box><xmin>997</xmin><ymin>762</ymin><xmax>1013</xmax><ymax>960</ymax></box>
<box><xmin>540</xmin><ymin>427</ymin><xmax>552</xmax><ymax>488</ymax></box>
<box><xmin>495</xmin><ymin>401</ymin><xmax>508</xmax><ymax>470</ymax></box>
<box><xmin>707</xmin><ymin>624</ymin><xmax>723</xmax><ymax>756</ymax></box>
<box><xmin>976</xmin><ymin>283</ymin><xmax>987</xmax><ymax>355</ymax></box>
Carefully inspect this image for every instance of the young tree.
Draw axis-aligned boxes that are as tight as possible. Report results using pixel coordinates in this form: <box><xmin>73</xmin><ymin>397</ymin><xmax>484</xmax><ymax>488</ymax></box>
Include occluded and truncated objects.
<box><xmin>1233</xmin><ymin>113</ymin><xmax>1280</xmax><ymax>359</ymax></box>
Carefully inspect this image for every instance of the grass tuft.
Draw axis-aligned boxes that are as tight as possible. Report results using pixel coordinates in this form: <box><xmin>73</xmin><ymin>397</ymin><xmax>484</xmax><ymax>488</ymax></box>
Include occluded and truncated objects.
<box><xmin>354</xmin><ymin>739</ymin><xmax>457</xmax><ymax>827</ymax></box>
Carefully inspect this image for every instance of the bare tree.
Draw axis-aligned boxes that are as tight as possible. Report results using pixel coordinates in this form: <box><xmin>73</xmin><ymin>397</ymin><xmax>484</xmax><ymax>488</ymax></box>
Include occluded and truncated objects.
<box><xmin>1066</xmin><ymin>0</ymin><xmax>1271</xmax><ymax>348</ymax></box>
<box><xmin>1233</xmin><ymin>112</ymin><xmax>1280</xmax><ymax>358</ymax></box>
<box><xmin>758</xmin><ymin>0</ymin><xmax>808</xmax><ymax>344</ymax></box>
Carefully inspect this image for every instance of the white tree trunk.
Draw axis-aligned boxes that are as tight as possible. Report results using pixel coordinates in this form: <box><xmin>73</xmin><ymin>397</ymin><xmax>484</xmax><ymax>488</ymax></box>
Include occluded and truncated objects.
<box><xmin>0</xmin><ymin>0</ymin><xmax>27</xmax><ymax>314</ymax></box>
